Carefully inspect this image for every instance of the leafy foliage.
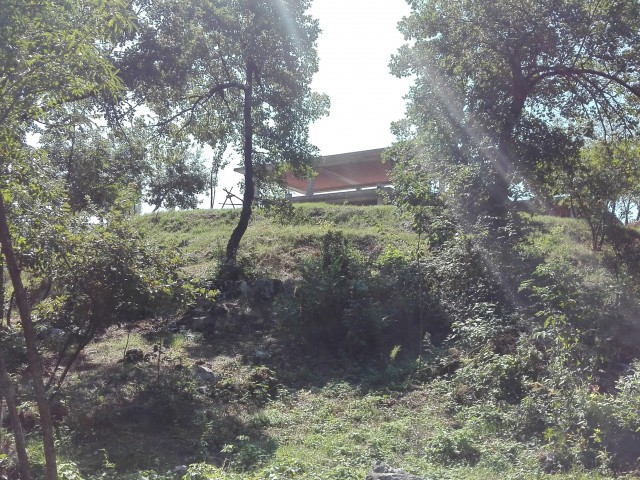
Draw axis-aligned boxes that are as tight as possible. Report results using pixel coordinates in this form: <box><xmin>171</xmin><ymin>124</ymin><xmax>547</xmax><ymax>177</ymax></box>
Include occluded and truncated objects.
<box><xmin>391</xmin><ymin>0</ymin><xmax>640</xmax><ymax>220</ymax></box>
<box><xmin>0</xmin><ymin>3</ymin><xmax>136</xmax><ymax>475</ymax></box>
<box><xmin>38</xmin><ymin>108</ymin><xmax>146</xmax><ymax>212</ymax></box>
<box><xmin>389</xmin><ymin>151</ymin><xmax>457</xmax><ymax>249</ymax></box>
<box><xmin>279</xmin><ymin>228</ymin><xmax>505</xmax><ymax>360</ymax></box>
<box><xmin>556</xmin><ymin>139</ymin><xmax>640</xmax><ymax>250</ymax></box>
<box><xmin>118</xmin><ymin>0</ymin><xmax>328</xmax><ymax>260</ymax></box>
<box><xmin>145</xmin><ymin>137</ymin><xmax>209</xmax><ymax>213</ymax></box>
<box><xmin>280</xmin><ymin>231</ymin><xmax>385</xmax><ymax>356</ymax></box>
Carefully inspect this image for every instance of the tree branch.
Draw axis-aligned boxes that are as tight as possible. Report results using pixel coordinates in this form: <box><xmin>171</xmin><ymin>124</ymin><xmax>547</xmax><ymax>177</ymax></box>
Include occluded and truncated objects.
<box><xmin>154</xmin><ymin>81</ymin><xmax>246</xmax><ymax>128</ymax></box>
<box><xmin>530</xmin><ymin>65</ymin><xmax>640</xmax><ymax>98</ymax></box>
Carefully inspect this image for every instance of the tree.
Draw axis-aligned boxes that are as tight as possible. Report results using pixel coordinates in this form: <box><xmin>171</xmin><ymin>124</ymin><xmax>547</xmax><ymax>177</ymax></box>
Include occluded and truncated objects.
<box><xmin>118</xmin><ymin>0</ymin><xmax>328</xmax><ymax>264</ymax></box>
<box><xmin>145</xmin><ymin>131</ymin><xmax>209</xmax><ymax>212</ymax></box>
<box><xmin>391</xmin><ymin>0</ymin><xmax>640</xmax><ymax>221</ymax></box>
<box><xmin>0</xmin><ymin>1</ymin><xmax>133</xmax><ymax>477</ymax></box>
<box><xmin>35</xmin><ymin>206</ymin><xmax>192</xmax><ymax>389</ymax></box>
<box><xmin>559</xmin><ymin>139</ymin><xmax>640</xmax><ymax>250</ymax></box>
<box><xmin>39</xmin><ymin>107</ymin><xmax>147</xmax><ymax>212</ymax></box>
<box><xmin>0</xmin><ymin>349</ymin><xmax>31</xmax><ymax>479</ymax></box>
<box><xmin>40</xmin><ymin>111</ymin><xmax>209</xmax><ymax>213</ymax></box>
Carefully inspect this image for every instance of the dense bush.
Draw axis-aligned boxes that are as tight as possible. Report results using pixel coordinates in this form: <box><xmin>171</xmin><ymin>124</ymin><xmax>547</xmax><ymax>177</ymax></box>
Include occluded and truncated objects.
<box><xmin>409</xmin><ymin>216</ymin><xmax>640</xmax><ymax>473</ymax></box>
<box><xmin>279</xmin><ymin>227</ymin><xmax>508</xmax><ymax>361</ymax></box>
<box><xmin>280</xmin><ymin>230</ymin><xmax>386</xmax><ymax>356</ymax></box>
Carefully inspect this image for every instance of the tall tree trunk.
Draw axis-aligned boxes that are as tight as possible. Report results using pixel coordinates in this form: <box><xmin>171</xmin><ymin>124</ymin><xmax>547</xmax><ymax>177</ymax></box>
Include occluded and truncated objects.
<box><xmin>485</xmin><ymin>63</ymin><xmax>530</xmax><ymax>218</ymax></box>
<box><xmin>0</xmin><ymin>261</ymin><xmax>4</xmax><ymax>326</ymax></box>
<box><xmin>226</xmin><ymin>62</ymin><xmax>254</xmax><ymax>264</ymax></box>
<box><xmin>0</xmin><ymin>194</ymin><xmax>57</xmax><ymax>480</ymax></box>
<box><xmin>0</xmin><ymin>351</ymin><xmax>31</xmax><ymax>480</ymax></box>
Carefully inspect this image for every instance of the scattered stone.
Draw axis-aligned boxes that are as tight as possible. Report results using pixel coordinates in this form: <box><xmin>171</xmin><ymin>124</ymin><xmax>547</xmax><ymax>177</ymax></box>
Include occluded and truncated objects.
<box><xmin>252</xmin><ymin>350</ymin><xmax>271</xmax><ymax>364</ymax></box>
<box><xmin>213</xmin><ymin>278</ymin><xmax>284</xmax><ymax>301</ymax></box>
<box><xmin>365</xmin><ymin>463</ymin><xmax>425</xmax><ymax>480</ymax></box>
<box><xmin>219</xmin><ymin>280</ymin><xmax>242</xmax><ymax>299</ymax></box>
<box><xmin>182</xmin><ymin>295</ymin><xmax>220</xmax><ymax>332</ymax></box>
<box><xmin>212</xmin><ymin>303</ymin><xmax>229</xmax><ymax>317</ymax></box>
<box><xmin>124</xmin><ymin>349</ymin><xmax>144</xmax><ymax>363</ymax></box>
<box><xmin>191</xmin><ymin>314</ymin><xmax>216</xmax><ymax>333</ymax></box>
<box><xmin>193</xmin><ymin>365</ymin><xmax>219</xmax><ymax>384</ymax></box>
<box><xmin>173</xmin><ymin>465</ymin><xmax>188</xmax><ymax>475</ymax></box>
<box><xmin>254</xmin><ymin>279</ymin><xmax>283</xmax><ymax>301</ymax></box>
<box><xmin>196</xmin><ymin>386</ymin><xmax>209</xmax><ymax>395</ymax></box>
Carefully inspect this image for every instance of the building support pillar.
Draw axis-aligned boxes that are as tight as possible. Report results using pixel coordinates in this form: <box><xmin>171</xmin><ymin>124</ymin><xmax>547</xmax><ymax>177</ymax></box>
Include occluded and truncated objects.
<box><xmin>306</xmin><ymin>178</ymin><xmax>315</xmax><ymax>197</ymax></box>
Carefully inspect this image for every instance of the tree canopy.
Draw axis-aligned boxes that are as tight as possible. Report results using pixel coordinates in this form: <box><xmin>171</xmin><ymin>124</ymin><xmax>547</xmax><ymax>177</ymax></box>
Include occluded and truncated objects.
<box><xmin>118</xmin><ymin>0</ymin><xmax>328</xmax><ymax>262</ymax></box>
<box><xmin>0</xmin><ymin>1</ymin><xmax>134</xmax><ymax>477</ymax></box>
<box><xmin>391</xmin><ymin>0</ymin><xmax>640</xmax><ymax>220</ymax></box>
<box><xmin>0</xmin><ymin>1</ymin><xmax>328</xmax><ymax>469</ymax></box>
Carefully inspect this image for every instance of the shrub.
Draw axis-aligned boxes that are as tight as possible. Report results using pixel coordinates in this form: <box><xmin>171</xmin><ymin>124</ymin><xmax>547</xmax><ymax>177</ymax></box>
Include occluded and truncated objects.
<box><xmin>425</xmin><ymin>427</ymin><xmax>481</xmax><ymax>466</ymax></box>
<box><xmin>280</xmin><ymin>230</ymin><xmax>386</xmax><ymax>356</ymax></box>
<box><xmin>32</xmin><ymin>207</ymin><xmax>195</xmax><ymax>388</ymax></box>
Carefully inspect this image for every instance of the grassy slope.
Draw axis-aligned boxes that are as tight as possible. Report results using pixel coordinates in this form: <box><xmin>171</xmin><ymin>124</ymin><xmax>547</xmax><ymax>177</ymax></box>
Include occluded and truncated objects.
<box><xmin>44</xmin><ymin>205</ymin><xmax>637</xmax><ymax>480</ymax></box>
<box><xmin>132</xmin><ymin>204</ymin><xmax>417</xmax><ymax>280</ymax></box>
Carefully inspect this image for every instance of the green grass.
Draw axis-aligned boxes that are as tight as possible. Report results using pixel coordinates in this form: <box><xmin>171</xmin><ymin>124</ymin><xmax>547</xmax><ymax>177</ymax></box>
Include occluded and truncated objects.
<box><xmin>12</xmin><ymin>205</ymin><xmax>640</xmax><ymax>479</ymax></box>
<box><xmin>133</xmin><ymin>204</ymin><xmax>417</xmax><ymax>279</ymax></box>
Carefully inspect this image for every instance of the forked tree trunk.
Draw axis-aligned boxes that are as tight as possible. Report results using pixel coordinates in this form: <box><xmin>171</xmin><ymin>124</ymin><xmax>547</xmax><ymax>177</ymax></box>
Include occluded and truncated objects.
<box><xmin>0</xmin><ymin>194</ymin><xmax>57</xmax><ymax>480</ymax></box>
<box><xmin>0</xmin><ymin>351</ymin><xmax>31</xmax><ymax>480</ymax></box>
<box><xmin>226</xmin><ymin>62</ymin><xmax>255</xmax><ymax>264</ymax></box>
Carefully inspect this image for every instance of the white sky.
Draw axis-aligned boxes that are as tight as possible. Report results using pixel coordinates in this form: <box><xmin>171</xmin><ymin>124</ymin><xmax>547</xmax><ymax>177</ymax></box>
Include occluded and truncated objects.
<box><xmin>212</xmin><ymin>0</ymin><xmax>412</xmax><ymax>206</ymax></box>
<box><xmin>307</xmin><ymin>0</ymin><xmax>412</xmax><ymax>154</ymax></box>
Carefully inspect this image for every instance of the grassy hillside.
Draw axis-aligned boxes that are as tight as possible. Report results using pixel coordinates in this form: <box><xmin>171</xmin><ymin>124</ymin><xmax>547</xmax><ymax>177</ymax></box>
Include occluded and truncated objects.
<box><xmin>5</xmin><ymin>204</ymin><xmax>640</xmax><ymax>480</ymax></box>
<box><xmin>132</xmin><ymin>204</ymin><xmax>418</xmax><ymax>280</ymax></box>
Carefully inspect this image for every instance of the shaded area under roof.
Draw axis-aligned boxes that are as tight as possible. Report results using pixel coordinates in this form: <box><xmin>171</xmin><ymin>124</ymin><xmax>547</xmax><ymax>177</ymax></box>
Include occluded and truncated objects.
<box><xmin>284</xmin><ymin>147</ymin><xmax>390</xmax><ymax>194</ymax></box>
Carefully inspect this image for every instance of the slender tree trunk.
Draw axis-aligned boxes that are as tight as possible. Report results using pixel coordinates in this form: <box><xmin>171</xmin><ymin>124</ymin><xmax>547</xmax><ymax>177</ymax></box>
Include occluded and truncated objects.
<box><xmin>0</xmin><ymin>261</ymin><xmax>4</xmax><ymax>327</ymax></box>
<box><xmin>211</xmin><ymin>168</ymin><xmax>219</xmax><ymax>209</ymax></box>
<box><xmin>210</xmin><ymin>164</ymin><xmax>217</xmax><ymax>209</ymax></box>
<box><xmin>485</xmin><ymin>67</ymin><xmax>529</xmax><ymax>218</ymax></box>
<box><xmin>55</xmin><ymin>335</ymin><xmax>93</xmax><ymax>390</ymax></box>
<box><xmin>621</xmin><ymin>198</ymin><xmax>631</xmax><ymax>225</ymax></box>
<box><xmin>6</xmin><ymin>291</ymin><xmax>13</xmax><ymax>327</ymax></box>
<box><xmin>0</xmin><ymin>194</ymin><xmax>57</xmax><ymax>480</ymax></box>
<box><xmin>45</xmin><ymin>336</ymin><xmax>73</xmax><ymax>391</ymax></box>
<box><xmin>0</xmin><ymin>351</ymin><xmax>31</xmax><ymax>480</ymax></box>
<box><xmin>226</xmin><ymin>62</ymin><xmax>254</xmax><ymax>264</ymax></box>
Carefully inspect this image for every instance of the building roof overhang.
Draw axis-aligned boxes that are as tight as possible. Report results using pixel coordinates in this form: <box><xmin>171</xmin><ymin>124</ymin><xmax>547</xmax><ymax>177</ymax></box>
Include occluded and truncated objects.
<box><xmin>233</xmin><ymin>147</ymin><xmax>391</xmax><ymax>194</ymax></box>
<box><xmin>286</xmin><ymin>148</ymin><xmax>390</xmax><ymax>193</ymax></box>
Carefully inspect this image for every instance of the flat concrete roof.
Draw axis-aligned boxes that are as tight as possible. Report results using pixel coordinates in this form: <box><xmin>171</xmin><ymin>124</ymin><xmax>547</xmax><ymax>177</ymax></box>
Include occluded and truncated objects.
<box><xmin>285</xmin><ymin>148</ymin><xmax>391</xmax><ymax>194</ymax></box>
<box><xmin>233</xmin><ymin>147</ymin><xmax>392</xmax><ymax>194</ymax></box>
<box><xmin>289</xmin><ymin>187</ymin><xmax>391</xmax><ymax>205</ymax></box>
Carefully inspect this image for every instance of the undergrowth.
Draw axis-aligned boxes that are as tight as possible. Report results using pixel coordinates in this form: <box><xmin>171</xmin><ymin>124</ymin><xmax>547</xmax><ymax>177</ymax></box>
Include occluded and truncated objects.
<box><xmin>3</xmin><ymin>205</ymin><xmax>640</xmax><ymax>479</ymax></box>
